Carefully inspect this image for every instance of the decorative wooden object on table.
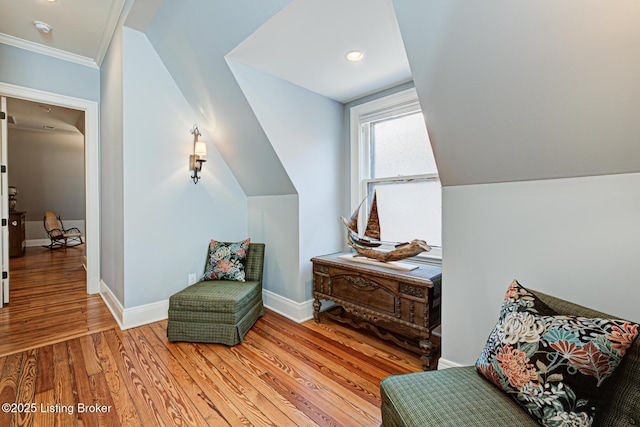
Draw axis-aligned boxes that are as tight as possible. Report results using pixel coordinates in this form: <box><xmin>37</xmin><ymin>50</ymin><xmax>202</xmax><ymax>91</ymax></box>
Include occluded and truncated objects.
<box><xmin>340</xmin><ymin>191</ymin><xmax>432</xmax><ymax>262</ymax></box>
<box><xmin>311</xmin><ymin>252</ymin><xmax>442</xmax><ymax>370</ymax></box>
<box><xmin>8</xmin><ymin>211</ymin><xmax>26</xmax><ymax>257</ymax></box>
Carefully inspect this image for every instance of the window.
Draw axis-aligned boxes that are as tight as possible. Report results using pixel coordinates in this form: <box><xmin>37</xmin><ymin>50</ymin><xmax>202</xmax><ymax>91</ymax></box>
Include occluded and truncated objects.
<box><xmin>350</xmin><ymin>88</ymin><xmax>441</xmax><ymax>259</ymax></box>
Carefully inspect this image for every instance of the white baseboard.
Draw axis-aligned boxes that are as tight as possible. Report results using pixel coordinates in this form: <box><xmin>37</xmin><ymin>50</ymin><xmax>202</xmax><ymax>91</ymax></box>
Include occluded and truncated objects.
<box><xmin>100</xmin><ymin>280</ymin><xmax>124</xmax><ymax>330</ymax></box>
<box><xmin>122</xmin><ymin>299</ymin><xmax>169</xmax><ymax>330</ymax></box>
<box><xmin>438</xmin><ymin>358</ymin><xmax>464</xmax><ymax>370</ymax></box>
<box><xmin>98</xmin><ymin>284</ymin><xmax>335</xmax><ymax>330</ymax></box>
<box><xmin>262</xmin><ymin>289</ymin><xmax>315</xmax><ymax>323</ymax></box>
<box><xmin>99</xmin><ymin>280</ymin><xmax>169</xmax><ymax>330</ymax></box>
<box><xmin>26</xmin><ymin>239</ymin><xmax>51</xmax><ymax>247</ymax></box>
<box><xmin>26</xmin><ymin>238</ymin><xmax>86</xmax><ymax>247</ymax></box>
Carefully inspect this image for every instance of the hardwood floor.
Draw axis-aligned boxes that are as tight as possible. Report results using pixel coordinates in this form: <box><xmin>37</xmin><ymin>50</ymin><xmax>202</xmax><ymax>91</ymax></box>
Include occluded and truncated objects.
<box><xmin>0</xmin><ymin>247</ymin><xmax>117</xmax><ymax>357</ymax></box>
<box><xmin>0</xmin><ymin>247</ymin><xmax>422</xmax><ymax>426</ymax></box>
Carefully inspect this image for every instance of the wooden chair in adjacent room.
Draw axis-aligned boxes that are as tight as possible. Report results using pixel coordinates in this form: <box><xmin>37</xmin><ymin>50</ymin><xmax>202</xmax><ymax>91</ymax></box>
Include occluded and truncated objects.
<box><xmin>42</xmin><ymin>211</ymin><xmax>83</xmax><ymax>249</ymax></box>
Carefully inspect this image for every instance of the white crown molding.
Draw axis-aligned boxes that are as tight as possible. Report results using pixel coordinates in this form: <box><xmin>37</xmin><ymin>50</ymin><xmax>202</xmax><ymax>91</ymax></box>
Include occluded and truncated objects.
<box><xmin>95</xmin><ymin>0</ymin><xmax>127</xmax><ymax>67</ymax></box>
<box><xmin>0</xmin><ymin>33</ymin><xmax>98</xmax><ymax>69</ymax></box>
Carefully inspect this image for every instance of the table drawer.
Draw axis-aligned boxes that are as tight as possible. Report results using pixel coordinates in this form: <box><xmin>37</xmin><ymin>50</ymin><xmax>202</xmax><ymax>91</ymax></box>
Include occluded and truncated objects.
<box><xmin>327</xmin><ymin>267</ymin><xmax>398</xmax><ymax>316</ymax></box>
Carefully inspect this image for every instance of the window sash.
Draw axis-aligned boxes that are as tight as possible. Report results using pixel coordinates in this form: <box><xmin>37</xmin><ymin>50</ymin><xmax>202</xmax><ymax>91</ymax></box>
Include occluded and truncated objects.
<box><xmin>363</xmin><ymin>175</ymin><xmax>442</xmax><ymax>249</ymax></box>
<box><xmin>349</xmin><ymin>88</ymin><xmax>442</xmax><ymax>261</ymax></box>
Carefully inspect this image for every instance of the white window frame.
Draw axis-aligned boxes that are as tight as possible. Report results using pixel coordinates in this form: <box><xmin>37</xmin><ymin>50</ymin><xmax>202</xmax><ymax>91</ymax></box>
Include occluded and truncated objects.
<box><xmin>349</xmin><ymin>87</ymin><xmax>442</xmax><ymax>261</ymax></box>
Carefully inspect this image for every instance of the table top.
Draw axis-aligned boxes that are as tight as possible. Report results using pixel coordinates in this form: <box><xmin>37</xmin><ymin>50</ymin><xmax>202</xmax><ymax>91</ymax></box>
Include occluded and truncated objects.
<box><xmin>311</xmin><ymin>252</ymin><xmax>442</xmax><ymax>285</ymax></box>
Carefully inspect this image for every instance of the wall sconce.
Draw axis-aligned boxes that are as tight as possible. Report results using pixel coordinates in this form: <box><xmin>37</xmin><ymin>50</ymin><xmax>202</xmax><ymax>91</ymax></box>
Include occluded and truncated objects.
<box><xmin>189</xmin><ymin>125</ymin><xmax>207</xmax><ymax>184</ymax></box>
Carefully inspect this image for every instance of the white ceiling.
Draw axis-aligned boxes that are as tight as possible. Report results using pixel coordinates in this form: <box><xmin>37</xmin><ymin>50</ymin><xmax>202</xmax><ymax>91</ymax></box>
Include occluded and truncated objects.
<box><xmin>6</xmin><ymin>98</ymin><xmax>83</xmax><ymax>135</ymax></box>
<box><xmin>0</xmin><ymin>0</ymin><xmax>125</xmax><ymax>68</ymax></box>
<box><xmin>0</xmin><ymin>0</ymin><xmax>411</xmax><ymax>105</ymax></box>
<box><xmin>226</xmin><ymin>0</ymin><xmax>412</xmax><ymax>103</ymax></box>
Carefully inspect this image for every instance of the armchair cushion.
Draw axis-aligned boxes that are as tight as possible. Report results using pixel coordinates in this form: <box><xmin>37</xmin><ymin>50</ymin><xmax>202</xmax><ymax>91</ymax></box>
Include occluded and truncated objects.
<box><xmin>475</xmin><ymin>280</ymin><xmax>639</xmax><ymax>426</ymax></box>
<box><xmin>201</xmin><ymin>238</ymin><xmax>250</xmax><ymax>282</ymax></box>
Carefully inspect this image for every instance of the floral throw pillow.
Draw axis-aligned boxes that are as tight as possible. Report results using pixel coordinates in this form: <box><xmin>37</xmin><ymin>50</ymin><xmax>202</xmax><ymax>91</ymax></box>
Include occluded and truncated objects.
<box><xmin>476</xmin><ymin>280</ymin><xmax>639</xmax><ymax>427</ymax></box>
<box><xmin>201</xmin><ymin>238</ymin><xmax>250</xmax><ymax>282</ymax></box>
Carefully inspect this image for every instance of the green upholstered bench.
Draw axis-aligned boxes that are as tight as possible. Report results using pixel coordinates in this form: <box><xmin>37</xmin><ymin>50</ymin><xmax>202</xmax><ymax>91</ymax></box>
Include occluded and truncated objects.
<box><xmin>167</xmin><ymin>243</ymin><xmax>265</xmax><ymax>346</ymax></box>
<box><xmin>380</xmin><ymin>289</ymin><xmax>640</xmax><ymax>427</ymax></box>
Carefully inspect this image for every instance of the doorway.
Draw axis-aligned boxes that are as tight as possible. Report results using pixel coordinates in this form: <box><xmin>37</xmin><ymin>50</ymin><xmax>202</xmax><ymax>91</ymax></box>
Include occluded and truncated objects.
<box><xmin>0</xmin><ymin>83</ymin><xmax>100</xmax><ymax>306</ymax></box>
<box><xmin>7</xmin><ymin>97</ymin><xmax>86</xmax><ymax>254</ymax></box>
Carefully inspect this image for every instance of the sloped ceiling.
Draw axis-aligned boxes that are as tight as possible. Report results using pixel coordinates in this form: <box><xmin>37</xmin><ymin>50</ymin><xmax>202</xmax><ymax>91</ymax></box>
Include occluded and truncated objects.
<box><xmin>143</xmin><ymin>1</ymin><xmax>640</xmax><ymax>191</ymax></box>
<box><xmin>144</xmin><ymin>0</ymin><xmax>296</xmax><ymax>197</ymax></box>
<box><xmin>141</xmin><ymin>0</ymin><xmax>415</xmax><ymax>197</ymax></box>
<box><xmin>394</xmin><ymin>0</ymin><xmax>640</xmax><ymax>187</ymax></box>
<box><xmin>226</xmin><ymin>0</ymin><xmax>411</xmax><ymax>103</ymax></box>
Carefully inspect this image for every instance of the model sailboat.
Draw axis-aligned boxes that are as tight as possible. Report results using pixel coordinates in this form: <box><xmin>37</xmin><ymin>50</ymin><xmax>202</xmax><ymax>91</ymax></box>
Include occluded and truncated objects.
<box><xmin>340</xmin><ymin>192</ymin><xmax>431</xmax><ymax>263</ymax></box>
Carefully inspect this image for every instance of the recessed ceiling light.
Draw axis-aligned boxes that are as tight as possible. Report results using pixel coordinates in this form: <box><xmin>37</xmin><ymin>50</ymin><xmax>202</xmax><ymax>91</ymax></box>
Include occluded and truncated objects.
<box><xmin>33</xmin><ymin>21</ymin><xmax>52</xmax><ymax>34</ymax></box>
<box><xmin>345</xmin><ymin>50</ymin><xmax>364</xmax><ymax>62</ymax></box>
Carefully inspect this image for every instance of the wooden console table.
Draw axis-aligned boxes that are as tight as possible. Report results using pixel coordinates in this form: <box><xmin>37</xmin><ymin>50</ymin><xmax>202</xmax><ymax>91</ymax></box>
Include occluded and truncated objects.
<box><xmin>311</xmin><ymin>252</ymin><xmax>442</xmax><ymax>370</ymax></box>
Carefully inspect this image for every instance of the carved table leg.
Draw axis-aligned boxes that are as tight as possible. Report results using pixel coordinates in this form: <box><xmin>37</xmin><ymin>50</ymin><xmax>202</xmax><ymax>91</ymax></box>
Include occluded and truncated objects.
<box><xmin>313</xmin><ymin>298</ymin><xmax>321</xmax><ymax>322</ymax></box>
<box><xmin>419</xmin><ymin>339</ymin><xmax>438</xmax><ymax>371</ymax></box>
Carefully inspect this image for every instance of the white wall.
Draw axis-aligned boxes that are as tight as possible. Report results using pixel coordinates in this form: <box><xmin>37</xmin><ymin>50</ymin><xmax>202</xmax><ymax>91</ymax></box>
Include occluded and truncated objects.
<box><xmin>248</xmin><ymin>195</ymin><xmax>299</xmax><ymax>298</ymax></box>
<box><xmin>442</xmin><ymin>173</ymin><xmax>640</xmax><ymax>366</ymax></box>
<box><xmin>122</xmin><ymin>27</ymin><xmax>247</xmax><ymax>308</ymax></box>
<box><xmin>0</xmin><ymin>44</ymin><xmax>99</xmax><ymax>102</ymax></box>
<box><xmin>100</xmin><ymin>24</ymin><xmax>126</xmax><ymax>305</ymax></box>
<box><xmin>145</xmin><ymin>0</ymin><xmax>295</xmax><ymax>197</ymax></box>
<box><xmin>228</xmin><ymin>60</ymin><xmax>345</xmax><ymax>305</ymax></box>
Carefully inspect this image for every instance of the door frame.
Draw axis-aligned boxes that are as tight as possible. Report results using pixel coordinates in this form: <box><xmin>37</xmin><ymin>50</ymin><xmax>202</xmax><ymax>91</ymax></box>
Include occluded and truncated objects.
<box><xmin>1</xmin><ymin>96</ymin><xmax>7</xmax><ymax>307</ymax></box>
<box><xmin>0</xmin><ymin>82</ymin><xmax>100</xmax><ymax>295</ymax></box>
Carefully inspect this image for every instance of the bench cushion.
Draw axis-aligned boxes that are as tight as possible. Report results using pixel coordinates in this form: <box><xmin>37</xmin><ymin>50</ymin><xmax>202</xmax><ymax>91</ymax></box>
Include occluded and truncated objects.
<box><xmin>381</xmin><ymin>367</ymin><xmax>539</xmax><ymax>427</ymax></box>
<box><xmin>169</xmin><ymin>280</ymin><xmax>261</xmax><ymax>314</ymax></box>
<box><xmin>167</xmin><ymin>280</ymin><xmax>264</xmax><ymax>345</ymax></box>
<box><xmin>167</xmin><ymin>298</ymin><xmax>263</xmax><ymax>345</ymax></box>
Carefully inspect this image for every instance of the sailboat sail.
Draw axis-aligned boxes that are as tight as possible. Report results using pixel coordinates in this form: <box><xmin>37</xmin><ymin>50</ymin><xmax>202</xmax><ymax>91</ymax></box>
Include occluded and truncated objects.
<box><xmin>364</xmin><ymin>192</ymin><xmax>381</xmax><ymax>240</ymax></box>
<box><xmin>340</xmin><ymin>191</ymin><xmax>432</xmax><ymax>262</ymax></box>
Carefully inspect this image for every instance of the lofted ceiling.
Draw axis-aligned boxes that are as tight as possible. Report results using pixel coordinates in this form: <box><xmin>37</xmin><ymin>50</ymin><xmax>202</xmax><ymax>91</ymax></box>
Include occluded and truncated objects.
<box><xmin>1</xmin><ymin>0</ymin><xmax>411</xmax><ymax>140</ymax></box>
<box><xmin>4</xmin><ymin>0</ymin><xmax>640</xmax><ymax>190</ymax></box>
<box><xmin>0</xmin><ymin>0</ymin><xmax>410</xmax><ymax>104</ymax></box>
<box><xmin>0</xmin><ymin>0</ymin><xmax>125</xmax><ymax>68</ymax></box>
<box><xmin>227</xmin><ymin>0</ymin><xmax>411</xmax><ymax>103</ymax></box>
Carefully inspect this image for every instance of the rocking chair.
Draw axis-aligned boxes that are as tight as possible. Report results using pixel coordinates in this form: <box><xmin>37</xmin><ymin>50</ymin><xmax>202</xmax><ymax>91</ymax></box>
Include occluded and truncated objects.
<box><xmin>43</xmin><ymin>211</ymin><xmax>83</xmax><ymax>249</ymax></box>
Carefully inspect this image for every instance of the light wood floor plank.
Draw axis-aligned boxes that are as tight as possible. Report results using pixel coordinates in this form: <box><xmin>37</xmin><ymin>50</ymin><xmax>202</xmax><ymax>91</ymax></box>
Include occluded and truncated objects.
<box><xmin>52</xmin><ymin>342</ymin><xmax>76</xmax><ymax>427</ymax></box>
<box><xmin>91</xmin><ymin>332</ymin><xmax>142</xmax><ymax>427</ymax></box>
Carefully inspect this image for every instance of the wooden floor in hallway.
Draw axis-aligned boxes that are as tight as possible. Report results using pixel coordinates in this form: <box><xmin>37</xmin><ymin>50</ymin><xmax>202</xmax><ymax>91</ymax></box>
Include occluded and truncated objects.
<box><xmin>0</xmin><ymin>246</ymin><xmax>422</xmax><ymax>426</ymax></box>
<box><xmin>0</xmin><ymin>246</ymin><xmax>117</xmax><ymax>358</ymax></box>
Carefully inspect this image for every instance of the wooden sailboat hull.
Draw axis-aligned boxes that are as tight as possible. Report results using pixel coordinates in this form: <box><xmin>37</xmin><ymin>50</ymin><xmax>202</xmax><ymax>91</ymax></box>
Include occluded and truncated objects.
<box><xmin>341</xmin><ymin>192</ymin><xmax>431</xmax><ymax>263</ymax></box>
<box><xmin>348</xmin><ymin>238</ymin><xmax>431</xmax><ymax>262</ymax></box>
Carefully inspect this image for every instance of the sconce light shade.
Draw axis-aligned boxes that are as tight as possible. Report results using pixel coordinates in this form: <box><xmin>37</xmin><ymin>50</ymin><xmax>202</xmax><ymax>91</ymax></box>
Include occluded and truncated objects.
<box><xmin>194</xmin><ymin>140</ymin><xmax>207</xmax><ymax>156</ymax></box>
<box><xmin>190</xmin><ymin>125</ymin><xmax>207</xmax><ymax>184</ymax></box>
